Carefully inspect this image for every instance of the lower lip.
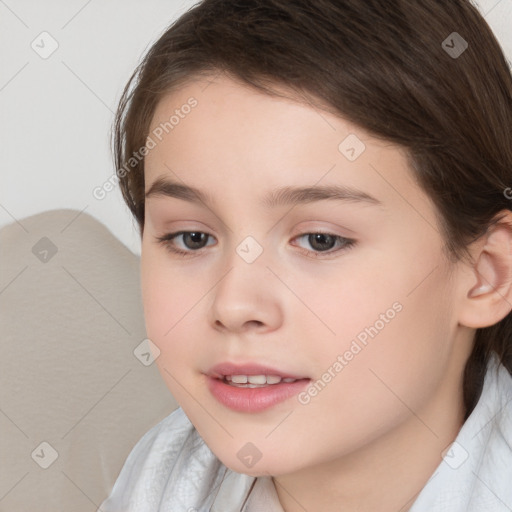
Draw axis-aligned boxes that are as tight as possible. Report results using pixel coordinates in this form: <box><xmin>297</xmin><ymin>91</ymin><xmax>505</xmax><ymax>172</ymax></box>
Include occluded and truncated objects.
<box><xmin>207</xmin><ymin>376</ymin><xmax>310</xmax><ymax>412</ymax></box>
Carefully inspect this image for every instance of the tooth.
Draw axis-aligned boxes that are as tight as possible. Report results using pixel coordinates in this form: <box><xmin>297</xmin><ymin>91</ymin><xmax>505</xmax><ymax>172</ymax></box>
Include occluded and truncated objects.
<box><xmin>231</xmin><ymin>375</ymin><xmax>248</xmax><ymax>384</ymax></box>
<box><xmin>266</xmin><ymin>375</ymin><xmax>282</xmax><ymax>384</ymax></box>
<box><xmin>247</xmin><ymin>375</ymin><xmax>267</xmax><ymax>385</ymax></box>
<box><xmin>282</xmin><ymin>378</ymin><xmax>297</xmax><ymax>383</ymax></box>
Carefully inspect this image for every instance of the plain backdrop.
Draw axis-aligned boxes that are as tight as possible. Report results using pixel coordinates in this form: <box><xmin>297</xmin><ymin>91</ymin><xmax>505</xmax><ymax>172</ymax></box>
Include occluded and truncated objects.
<box><xmin>1</xmin><ymin>0</ymin><xmax>512</xmax><ymax>257</ymax></box>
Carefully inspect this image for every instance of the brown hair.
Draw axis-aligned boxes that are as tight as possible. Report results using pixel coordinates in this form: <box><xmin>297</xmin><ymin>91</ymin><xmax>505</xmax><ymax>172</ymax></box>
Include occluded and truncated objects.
<box><xmin>113</xmin><ymin>0</ymin><xmax>512</xmax><ymax>420</ymax></box>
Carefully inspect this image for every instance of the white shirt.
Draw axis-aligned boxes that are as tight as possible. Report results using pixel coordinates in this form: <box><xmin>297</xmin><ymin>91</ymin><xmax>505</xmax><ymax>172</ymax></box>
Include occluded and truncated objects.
<box><xmin>98</xmin><ymin>352</ymin><xmax>512</xmax><ymax>511</ymax></box>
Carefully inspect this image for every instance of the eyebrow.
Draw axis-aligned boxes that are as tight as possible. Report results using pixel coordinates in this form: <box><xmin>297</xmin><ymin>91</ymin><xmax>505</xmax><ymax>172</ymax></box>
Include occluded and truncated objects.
<box><xmin>145</xmin><ymin>176</ymin><xmax>382</xmax><ymax>209</ymax></box>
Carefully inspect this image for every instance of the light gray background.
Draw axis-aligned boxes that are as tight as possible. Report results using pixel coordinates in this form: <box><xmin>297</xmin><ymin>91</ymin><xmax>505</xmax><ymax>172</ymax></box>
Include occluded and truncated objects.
<box><xmin>1</xmin><ymin>0</ymin><xmax>511</xmax><ymax>257</ymax></box>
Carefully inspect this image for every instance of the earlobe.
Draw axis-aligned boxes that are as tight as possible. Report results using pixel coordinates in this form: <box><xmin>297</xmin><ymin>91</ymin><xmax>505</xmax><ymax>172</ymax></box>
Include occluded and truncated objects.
<box><xmin>459</xmin><ymin>211</ymin><xmax>512</xmax><ymax>328</ymax></box>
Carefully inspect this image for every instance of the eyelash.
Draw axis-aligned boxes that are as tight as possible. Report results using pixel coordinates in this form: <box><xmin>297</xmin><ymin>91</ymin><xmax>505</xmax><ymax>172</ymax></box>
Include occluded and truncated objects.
<box><xmin>155</xmin><ymin>230</ymin><xmax>356</xmax><ymax>260</ymax></box>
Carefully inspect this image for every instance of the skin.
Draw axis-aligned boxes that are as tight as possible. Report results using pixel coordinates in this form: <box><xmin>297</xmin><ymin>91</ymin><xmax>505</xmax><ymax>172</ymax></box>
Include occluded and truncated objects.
<box><xmin>140</xmin><ymin>74</ymin><xmax>511</xmax><ymax>512</ymax></box>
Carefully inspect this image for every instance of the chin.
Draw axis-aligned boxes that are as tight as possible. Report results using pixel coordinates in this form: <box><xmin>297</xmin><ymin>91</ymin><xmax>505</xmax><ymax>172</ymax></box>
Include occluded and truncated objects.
<box><xmin>214</xmin><ymin>451</ymin><xmax>297</xmax><ymax>478</ymax></box>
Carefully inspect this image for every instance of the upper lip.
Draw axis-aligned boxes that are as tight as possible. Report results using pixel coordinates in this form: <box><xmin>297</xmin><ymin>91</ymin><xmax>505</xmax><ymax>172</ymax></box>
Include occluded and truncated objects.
<box><xmin>207</xmin><ymin>362</ymin><xmax>309</xmax><ymax>380</ymax></box>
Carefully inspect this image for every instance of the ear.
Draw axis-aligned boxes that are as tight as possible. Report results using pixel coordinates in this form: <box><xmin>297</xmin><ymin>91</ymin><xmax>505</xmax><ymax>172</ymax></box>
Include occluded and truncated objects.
<box><xmin>458</xmin><ymin>210</ymin><xmax>512</xmax><ymax>328</ymax></box>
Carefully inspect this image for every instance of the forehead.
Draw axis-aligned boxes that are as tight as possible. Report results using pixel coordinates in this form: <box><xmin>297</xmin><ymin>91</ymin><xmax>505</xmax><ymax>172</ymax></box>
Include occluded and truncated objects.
<box><xmin>147</xmin><ymin>74</ymin><xmax>345</xmax><ymax>154</ymax></box>
<box><xmin>143</xmin><ymin>75</ymin><xmax>437</xmax><ymax>227</ymax></box>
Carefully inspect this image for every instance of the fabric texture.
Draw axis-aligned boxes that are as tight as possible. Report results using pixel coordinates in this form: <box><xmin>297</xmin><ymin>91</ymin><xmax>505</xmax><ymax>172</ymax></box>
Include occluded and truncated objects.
<box><xmin>99</xmin><ymin>352</ymin><xmax>512</xmax><ymax>511</ymax></box>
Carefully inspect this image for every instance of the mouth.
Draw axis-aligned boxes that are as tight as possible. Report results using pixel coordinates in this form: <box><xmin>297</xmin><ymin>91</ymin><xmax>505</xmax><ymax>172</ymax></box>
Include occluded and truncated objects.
<box><xmin>206</xmin><ymin>363</ymin><xmax>311</xmax><ymax>412</ymax></box>
<box><xmin>222</xmin><ymin>374</ymin><xmax>300</xmax><ymax>387</ymax></box>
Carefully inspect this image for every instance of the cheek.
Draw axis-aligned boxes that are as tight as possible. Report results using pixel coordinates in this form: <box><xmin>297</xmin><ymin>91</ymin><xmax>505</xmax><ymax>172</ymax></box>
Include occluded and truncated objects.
<box><xmin>334</xmin><ymin>270</ymin><xmax>455</xmax><ymax>418</ymax></box>
<box><xmin>140</xmin><ymin>254</ymin><xmax>208</xmax><ymax>410</ymax></box>
<box><xmin>141</xmin><ymin>256</ymin><xmax>173</xmax><ymax>339</ymax></box>
<box><xmin>284</xmin><ymin>252</ymin><xmax>407</xmax><ymax>353</ymax></box>
<box><xmin>291</xmin><ymin>278</ymin><xmax>456</xmax><ymax>460</ymax></box>
<box><xmin>297</xmin><ymin>245</ymin><xmax>456</xmax><ymax>401</ymax></box>
<box><xmin>140</xmin><ymin>250</ymin><xmax>199</xmax><ymax>363</ymax></box>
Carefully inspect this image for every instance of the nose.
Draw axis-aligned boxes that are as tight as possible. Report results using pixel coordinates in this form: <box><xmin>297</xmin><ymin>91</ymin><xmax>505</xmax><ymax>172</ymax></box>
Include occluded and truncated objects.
<box><xmin>208</xmin><ymin>252</ymin><xmax>283</xmax><ymax>335</ymax></box>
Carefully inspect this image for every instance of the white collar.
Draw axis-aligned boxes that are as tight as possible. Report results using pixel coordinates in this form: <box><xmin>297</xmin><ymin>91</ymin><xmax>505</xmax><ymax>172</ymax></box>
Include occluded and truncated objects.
<box><xmin>210</xmin><ymin>472</ymin><xmax>284</xmax><ymax>512</ymax></box>
<box><xmin>409</xmin><ymin>352</ymin><xmax>512</xmax><ymax>511</ymax></box>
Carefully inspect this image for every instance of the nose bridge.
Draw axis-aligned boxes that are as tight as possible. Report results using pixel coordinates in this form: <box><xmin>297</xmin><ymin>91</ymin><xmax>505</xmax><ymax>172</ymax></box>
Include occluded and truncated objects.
<box><xmin>209</xmin><ymin>233</ymin><xmax>281</xmax><ymax>332</ymax></box>
<box><xmin>216</xmin><ymin>232</ymin><xmax>270</xmax><ymax>301</ymax></box>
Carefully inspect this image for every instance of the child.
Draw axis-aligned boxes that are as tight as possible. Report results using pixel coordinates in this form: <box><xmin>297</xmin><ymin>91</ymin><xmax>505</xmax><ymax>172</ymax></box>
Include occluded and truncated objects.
<box><xmin>100</xmin><ymin>0</ymin><xmax>512</xmax><ymax>510</ymax></box>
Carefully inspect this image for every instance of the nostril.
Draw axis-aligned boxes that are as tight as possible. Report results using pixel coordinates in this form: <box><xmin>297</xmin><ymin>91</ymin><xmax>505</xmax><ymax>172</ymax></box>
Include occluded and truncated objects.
<box><xmin>212</xmin><ymin>319</ymin><xmax>265</xmax><ymax>331</ymax></box>
<box><xmin>246</xmin><ymin>320</ymin><xmax>264</xmax><ymax>327</ymax></box>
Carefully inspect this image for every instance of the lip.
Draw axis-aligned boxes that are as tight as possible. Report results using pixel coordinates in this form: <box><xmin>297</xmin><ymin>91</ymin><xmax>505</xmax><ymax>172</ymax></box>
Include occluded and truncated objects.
<box><xmin>206</xmin><ymin>362</ymin><xmax>310</xmax><ymax>413</ymax></box>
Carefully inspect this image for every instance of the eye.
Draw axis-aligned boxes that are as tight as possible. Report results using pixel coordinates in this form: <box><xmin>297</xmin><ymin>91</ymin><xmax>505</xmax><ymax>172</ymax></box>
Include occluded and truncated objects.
<box><xmin>155</xmin><ymin>231</ymin><xmax>215</xmax><ymax>257</ymax></box>
<box><xmin>155</xmin><ymin>230</ymin><xmax>356</xmax><ymax>259</ymax></box>
<box><xmin>291</xmin><ymin>232</ymin><xmax>356</xmax><ymax>259</ymax></box>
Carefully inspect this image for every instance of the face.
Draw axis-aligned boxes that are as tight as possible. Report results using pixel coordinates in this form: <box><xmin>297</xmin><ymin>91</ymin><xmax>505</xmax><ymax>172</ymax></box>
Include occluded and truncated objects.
<box><xmin>141</xmin><ymin>74</ymin><xmax>467</xmax><ymax>477</ymax></box>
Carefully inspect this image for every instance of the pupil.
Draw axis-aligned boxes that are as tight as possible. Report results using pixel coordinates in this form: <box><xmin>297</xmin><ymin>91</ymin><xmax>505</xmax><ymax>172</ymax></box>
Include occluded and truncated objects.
<box><xmin>310</xmin><ymin>233</ymin><xmax>335</xmax><ymax>251</ymax></box>
<box><xmin>185</xmin><ymin>232</ymin><xmax>206</xmax><ymax>249</ymax></box>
